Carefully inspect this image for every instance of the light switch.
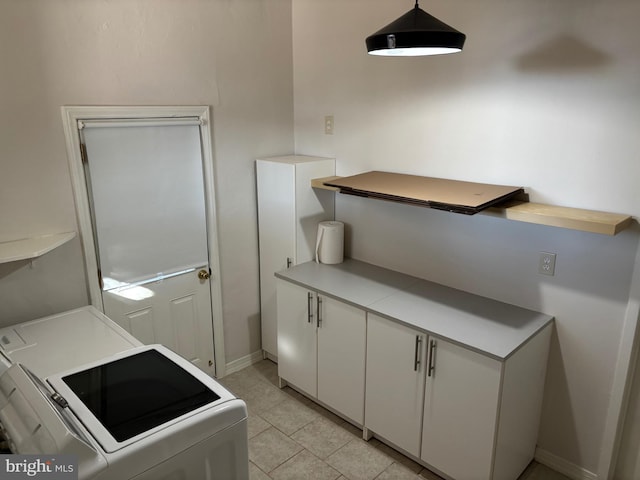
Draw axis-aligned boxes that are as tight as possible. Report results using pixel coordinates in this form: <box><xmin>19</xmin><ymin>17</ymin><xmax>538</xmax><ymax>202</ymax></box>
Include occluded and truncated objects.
<box><xmin>325</xmin><ymin>115</ymin><xmax>334</xmax><ymax>135</ymax></box>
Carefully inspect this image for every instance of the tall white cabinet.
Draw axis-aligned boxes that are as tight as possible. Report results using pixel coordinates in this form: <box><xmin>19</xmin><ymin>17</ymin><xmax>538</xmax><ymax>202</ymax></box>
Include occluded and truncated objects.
<box><xmin>256</xmin><ymin>155</ymin><xmax>335</xmax><ymax>360</ymax></box>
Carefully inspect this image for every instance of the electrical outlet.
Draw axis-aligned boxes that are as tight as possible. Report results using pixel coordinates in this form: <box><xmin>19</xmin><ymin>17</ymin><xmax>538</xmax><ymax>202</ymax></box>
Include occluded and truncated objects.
<box><xmin>538</xmin><ymin>252</ymin><xmax>556</xmax><ymax>276</ymax></box>
<box><xmin>324</xmin><ymin>115</ymin><xmax>334</xmax><ymax>135</ymax></box>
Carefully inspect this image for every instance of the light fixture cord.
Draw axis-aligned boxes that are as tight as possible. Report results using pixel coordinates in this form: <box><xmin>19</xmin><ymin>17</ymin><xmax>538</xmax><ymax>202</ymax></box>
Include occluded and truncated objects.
<box><xmin>415</xmin><ymin>0</ymin><xmax>419</xmax><ymax>8</ymax></box>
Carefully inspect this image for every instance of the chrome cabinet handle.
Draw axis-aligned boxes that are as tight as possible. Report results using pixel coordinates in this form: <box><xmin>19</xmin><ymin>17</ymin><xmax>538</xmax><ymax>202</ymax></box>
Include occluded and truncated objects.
<box><xmin>414</xmin><ymin>335</ymin><xmax>423</xmax><ymax>371</ymax></box>
<box><xmin>428</xmin><ymin>339</ymin><xmax>437</xmax><ymax>377</ymax></box>
<box><xmin>307</xmin><ymin>292</ymin><xmax>313</xmax><ymax>323</ymax></box>
<box><xmin>317</xmin><ymin>296</ymin><xmax>322</xmax><ymax>328</ymax></box>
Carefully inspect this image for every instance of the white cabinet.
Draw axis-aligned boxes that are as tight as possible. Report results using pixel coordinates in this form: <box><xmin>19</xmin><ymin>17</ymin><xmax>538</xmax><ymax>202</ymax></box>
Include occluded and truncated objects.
<box><xmin>365</xmin><ymin>314</ymin><xmax>427</xmax><ymax>457</ymax></box>
<box><xmin>257</xmin><ymin>155</ymin><xmax>334</xmax><ymax>359</ymax></box>
<box><xmin>277</xmin><ymin>279</ymin><xmax>366</xmax><ymax>424</ymax></box>
<box><xmin>365</xmin><ymin>313</ymin><xmax>498</xmax><ymax>471</ymax></box>
<box><xmin>419</xmin><ymin>330</ymin><xmax>552</xmax><ymax>480</ymax></box>
<box><xmin>421</xmin><ymin>338</ymin><xmax>502</xmax><ymax>479</ymax></box>
<box><xmin>317</xmin><ymin>295</ymin><xmax>366</xmax><ymax>425</ymax></box>
<box><xmin>365</xmin><ymin>314</ymin><xmax>552</xmax><ymax>480</ymax></box>
<box><xmin>276</xmin><ymin>280</ymin><xmax>318</xmax><ymax>396</ymax></box>
<box><xmin>276</xmin><ymin>260</ymin><xmax>553</xmax><ymax>480</ymax></box>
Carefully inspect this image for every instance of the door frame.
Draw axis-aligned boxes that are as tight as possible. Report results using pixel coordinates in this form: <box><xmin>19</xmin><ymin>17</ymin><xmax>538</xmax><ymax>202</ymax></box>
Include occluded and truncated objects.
<box><xmin>61</xmin><ymin>105</ymin><xmax>226</xmax><ymax>377</ymax></box>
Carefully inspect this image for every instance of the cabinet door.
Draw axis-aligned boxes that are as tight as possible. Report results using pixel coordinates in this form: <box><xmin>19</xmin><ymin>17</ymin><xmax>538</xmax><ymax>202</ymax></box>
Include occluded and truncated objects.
<box><xmin>257</xmin><ymin>161</ymin><xmax>295</xmax><ymax>358</ymax></box>
<box><xmin>276</xmin><ymin>280</ymin><xmax>317</xmax><ymax>396</ymax></box>
<box><xmin>317</xmin><ymin>296</ymin><xmax>366</xmax><ymax>424</ymax></box>
<box><xmin>365</xmin><ymin>314</ymin><xmax>427</xmax><ymax>457</ymax></box>
<box><xmin>421</xmin><ymin>338</ymin><xmax>501</xmax><ymax>479</ymax></box>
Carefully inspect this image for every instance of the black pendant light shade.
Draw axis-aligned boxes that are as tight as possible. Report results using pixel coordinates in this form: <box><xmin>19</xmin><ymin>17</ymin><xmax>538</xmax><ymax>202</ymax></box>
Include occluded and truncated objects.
<box><xmin>366</xmin><ymin>2</ymin><xmax>466</xmax><ymax>56</ymax></box>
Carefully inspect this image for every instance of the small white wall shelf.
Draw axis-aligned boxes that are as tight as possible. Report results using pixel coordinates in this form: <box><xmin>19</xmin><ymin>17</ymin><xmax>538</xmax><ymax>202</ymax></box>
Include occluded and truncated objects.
<box><xmin>311</xmin><ymin>175</ymin><xmax>634</xmax><ymax>236</ymax></box>
<box><xmin>0</xmin><ymin>232</ymin><xmax>77</xmax><ymax>263</ymax></box>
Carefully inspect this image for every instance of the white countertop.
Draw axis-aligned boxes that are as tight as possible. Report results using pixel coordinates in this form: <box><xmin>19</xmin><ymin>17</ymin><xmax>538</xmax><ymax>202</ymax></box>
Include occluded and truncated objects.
<box><xmin>275</xmin><ymin>259</ymin><xmax>553</xmax><ymax>360</ymax></box>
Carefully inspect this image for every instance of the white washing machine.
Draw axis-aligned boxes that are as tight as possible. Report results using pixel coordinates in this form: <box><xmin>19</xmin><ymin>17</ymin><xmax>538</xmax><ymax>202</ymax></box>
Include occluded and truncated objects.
<box><xmin>0</xmin><ymin>307</ymin><xmax>249</xmax><ymax>479</ymax></box>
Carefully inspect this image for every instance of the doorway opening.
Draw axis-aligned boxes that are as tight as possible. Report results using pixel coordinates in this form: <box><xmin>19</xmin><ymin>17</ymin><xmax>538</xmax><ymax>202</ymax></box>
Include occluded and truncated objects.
<box><xmin>61</xmin><ymin>106</ymin><xmax>225</xmax><ymax>377</ymax></box>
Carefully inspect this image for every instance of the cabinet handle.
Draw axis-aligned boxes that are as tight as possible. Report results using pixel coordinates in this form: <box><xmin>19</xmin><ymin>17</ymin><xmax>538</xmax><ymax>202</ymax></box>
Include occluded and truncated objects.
<box><xmin>317</xmin><ymin>296</ymin><xmax>322</xmax><ymax>328</ymax></box>
<box><xmin>287</xmin><ymin>257</ymin><xmax>292</xmax><ymax>268</ymax></box>
<box><xmin>428</xmin><ymin>339</ymin><xmax>437</xmax><ymax>377</ymax></box>
<box><xmin>414</xmin><ymin>335</ymin><xmax>423</xmax><ymax>371</ymax></box>
<box><xmin>307</xmin><ymin>292</ymin><xmax>313</xmax><ymax>323</ymax></box>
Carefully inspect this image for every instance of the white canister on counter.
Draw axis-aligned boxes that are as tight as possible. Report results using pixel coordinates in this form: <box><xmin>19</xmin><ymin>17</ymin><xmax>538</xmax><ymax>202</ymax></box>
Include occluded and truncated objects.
<box><xmin>315</xmin><ymin>221</ymin><xmax>344</xmax><ymax>264</ymax></box>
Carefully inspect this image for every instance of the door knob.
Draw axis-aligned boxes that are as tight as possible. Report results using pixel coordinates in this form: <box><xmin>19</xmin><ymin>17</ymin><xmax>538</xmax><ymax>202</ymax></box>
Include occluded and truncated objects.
<box><xmin>198</xmin><ymin>269</ymin><xmax>210</xmax><ymax>280</ymax></box>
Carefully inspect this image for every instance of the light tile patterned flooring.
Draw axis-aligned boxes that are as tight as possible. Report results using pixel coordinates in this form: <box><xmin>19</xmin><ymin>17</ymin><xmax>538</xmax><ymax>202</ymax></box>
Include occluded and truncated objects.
<box><xmin>218</xmin><ymin>359</ymin><xmax>571</xmax><ymax>480</ymax></box>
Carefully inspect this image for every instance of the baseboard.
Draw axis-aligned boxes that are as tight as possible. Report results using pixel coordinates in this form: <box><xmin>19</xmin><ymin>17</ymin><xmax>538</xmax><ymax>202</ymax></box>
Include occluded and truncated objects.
<box><xmin>263</xmin><ymin>351</ymin><xmax>278</xmax><ymax>363</ymax></box>
<box><xmin>535</xmin><ymin>447</ymin><xmax>598</xmax><ymax>480</ymax></box>
<box><xmin>224</xmin><ymin>350</ymin><xmax>264</xmax><ymax>376</ymax></box>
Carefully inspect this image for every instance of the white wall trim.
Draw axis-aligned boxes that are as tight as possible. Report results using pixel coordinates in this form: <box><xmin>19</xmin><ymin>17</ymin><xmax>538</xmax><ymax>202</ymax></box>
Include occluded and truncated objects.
<box><xmin>224</xmin><ymin>350</ymin><xmax>265</xmax><ymax>377</ymax></box>
<box><xmin>60</xmin><ymin>107</ymin><xmax>103</xmax><ymax>311</ymax></box>
<box><xmin>60</xmin><ymin>105</ymin><xmax>227</xmax><ymax>377</ymax></box>
<box><xmin>597</xmin><ymin>231</ymin><xmax>640</xmax><ymax>480</ymax></box>
<box><xmin>536</xmin><ymin>448</ymin><xmax>598</xmax><ymax>480</ymax></box>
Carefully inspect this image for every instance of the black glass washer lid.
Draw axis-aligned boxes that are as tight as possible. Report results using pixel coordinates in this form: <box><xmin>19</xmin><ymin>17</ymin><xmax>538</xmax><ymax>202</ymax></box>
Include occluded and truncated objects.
<box><xmin>61</xmin><ymin>348</ymin><xmax>220</xmax><ymax>443</ymax></box>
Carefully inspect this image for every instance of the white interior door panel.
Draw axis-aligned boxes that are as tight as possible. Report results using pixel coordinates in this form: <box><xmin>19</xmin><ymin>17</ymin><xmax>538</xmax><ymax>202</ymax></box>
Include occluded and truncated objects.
<box><xmin>82</xmin><ymin>119</ymin><xmax>216</xmax><ymax>375</ymax></box>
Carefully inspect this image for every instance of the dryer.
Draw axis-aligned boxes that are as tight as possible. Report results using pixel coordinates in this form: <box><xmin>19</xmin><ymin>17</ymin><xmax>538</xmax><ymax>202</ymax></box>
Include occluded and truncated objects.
<box><xmin>0</xmin><ymin>306</ymin><xmax>143</xmax><ymax>378</ymax></box>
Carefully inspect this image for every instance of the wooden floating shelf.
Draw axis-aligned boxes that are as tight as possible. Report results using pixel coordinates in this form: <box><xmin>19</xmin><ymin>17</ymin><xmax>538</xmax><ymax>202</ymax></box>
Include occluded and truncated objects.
<box><xmin>485</xmin><ymin>202</ymin><xmax>633</xmax><ymax>236</ymax></box>
<box><xmin>311</xmin><ymin>176</ymin><xmax>342</xmax><ymax>191</ymax></box>
<box><xmin>311</xmin><ymin>176</ymin><xmax>634</xmax><ymax>236</ymax></box>
<box><xmin>0</xmin><ymin>232</ymin><xmax>77</xmax><ymax>264</ymax></box>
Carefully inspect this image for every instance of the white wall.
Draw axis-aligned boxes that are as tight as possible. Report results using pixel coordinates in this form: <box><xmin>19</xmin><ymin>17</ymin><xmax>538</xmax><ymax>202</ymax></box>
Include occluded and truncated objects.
<box><xmin>2</xmin><ymin>0</ymin><xmax>639</xmax><ymax>475</ymax></box>
<box><xmin>292</xmin><ymin>0</ymin><xmax>640</xmax><ymax>477</ymax></box>
<box><xmin>0</xmin><ymin>0</ymin><xmax>294</xmax><ymax>363</ymax></box>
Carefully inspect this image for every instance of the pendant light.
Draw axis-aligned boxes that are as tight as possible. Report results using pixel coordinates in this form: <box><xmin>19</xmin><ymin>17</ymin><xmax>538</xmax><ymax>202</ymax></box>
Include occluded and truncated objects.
<box><xmin>366</xmin><ymin>1</ymin><xmax>466</xmax><ymax>56</ymax></box>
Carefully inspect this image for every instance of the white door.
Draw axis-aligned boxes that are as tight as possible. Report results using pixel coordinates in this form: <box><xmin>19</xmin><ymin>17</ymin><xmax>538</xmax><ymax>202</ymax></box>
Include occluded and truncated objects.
<box><xmin>365</xmin><ymin>314</ymin><xmax>427</xmax><ymax>458</ymax></box>
<box><xmin>276</xmin><ymin>279</ymin><xmax>317</xmax><ymax>396</ymax></box>
<box><xmin>80</xmin><ymin>118</ymin><xmax>216</xmax><ymax>375</ymax></box>
<box><xmin>317</xmin><ymin>295</ymin><xmax>366</xmax><ymax>425</ymax></box>
<box><xmin>256</xmin><ymin>157</ymin><xmax>335</xmax><ymax>360</ymax></box>
<box><xmin>256</xmin><ymin>160</ymin><xmax>296</xmax><ymax>359</ymax></box>
<box><xmin>421</xmin><ymin>338</ymin><xmax>501</xmax><ymax>480</ymax></box>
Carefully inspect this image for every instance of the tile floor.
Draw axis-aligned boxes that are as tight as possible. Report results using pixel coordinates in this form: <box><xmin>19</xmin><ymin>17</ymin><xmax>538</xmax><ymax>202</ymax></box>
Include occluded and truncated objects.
<box><xmin>218</xmin><ymin>359</ymin><xmax>570</xmax><ymax>480</ymax></box>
